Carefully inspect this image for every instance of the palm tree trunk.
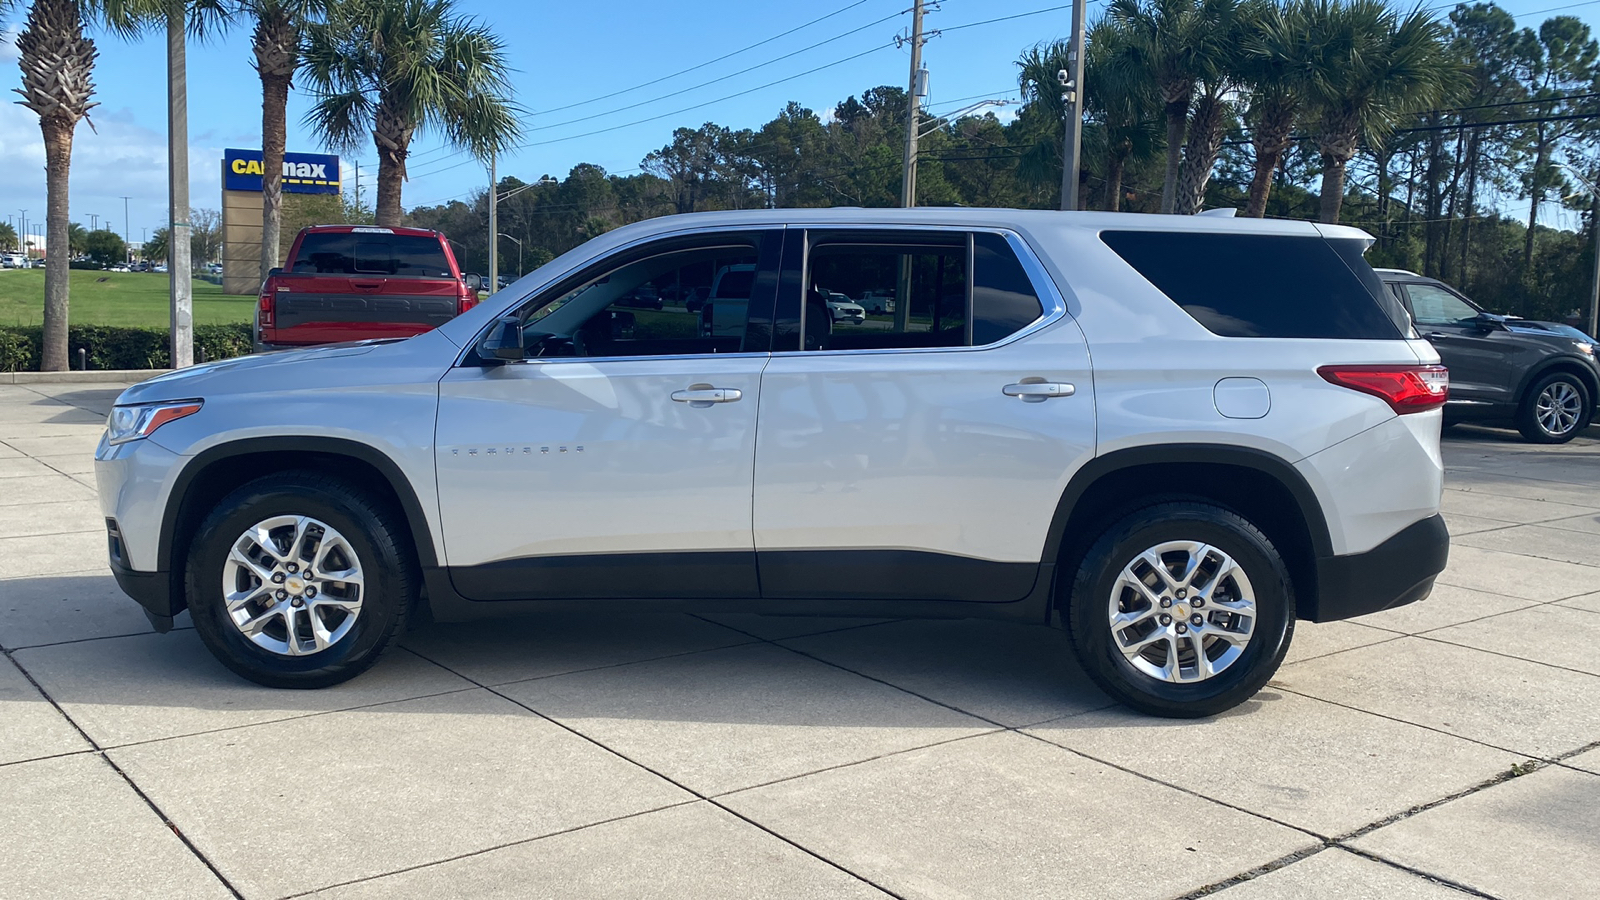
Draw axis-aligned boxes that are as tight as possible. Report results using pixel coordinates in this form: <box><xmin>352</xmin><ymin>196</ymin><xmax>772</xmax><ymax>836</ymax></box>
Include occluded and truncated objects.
<box><xmin>255</xmin><ymin>11</ymin><xmax>297</xmax><ymax>282</ymax></box>
<box><xmin>1161</xmin><ymin>98</ymin><xmax>1188</xmax><ymax>215</ymax></box>
<box><xmin>1174</xmin><ymin>93</ymin><xmax>1227</xmax><ymax>216</ymax></box>
<box><xmin>373</xmin><ymin>102</ymin><xmax>415</xmax><ymax>227</ymax></box>
<box><xmin>40</xmin><ymin>116</ymin><xmax>73</xmax><ymax>372</ymax></box>
<box><xmin>1245</xmin><ymin>99</ymin><xmax>1295</xmax><ymax>219</ymax></box>
<box><xmin>1103</xmin><ymin>146</ymin><xmax>1126</xmax><ymax>212</ymax></box>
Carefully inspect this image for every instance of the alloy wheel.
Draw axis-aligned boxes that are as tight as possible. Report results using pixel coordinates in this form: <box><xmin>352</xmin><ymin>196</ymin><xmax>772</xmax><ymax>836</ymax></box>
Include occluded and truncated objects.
<box><xmin>221</xmin><ymin>515</ymin><xmax>365</xmax><ymax>657</ymax></box>
<box><xmin>1536</xmin><ymin>381</ymin><xmax>1583</xmax><ymax>437</ymax></box>
<box><xmin>1107</xmin><ymin>541</ymin><xmax>1257</xmax><ymax>683</ymax></box>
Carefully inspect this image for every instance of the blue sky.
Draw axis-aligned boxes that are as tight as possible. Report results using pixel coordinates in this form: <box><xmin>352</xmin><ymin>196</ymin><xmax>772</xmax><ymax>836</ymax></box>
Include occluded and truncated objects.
<box><xmin>1</xmin><ymin>0</ymin><xmax>1597</xmax><ymax>247</ymax></box>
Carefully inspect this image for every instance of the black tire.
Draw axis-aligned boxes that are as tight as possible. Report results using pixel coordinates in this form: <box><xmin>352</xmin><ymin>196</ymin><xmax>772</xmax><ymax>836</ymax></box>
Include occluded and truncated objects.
<box><xmin>1516</xmin><ymin>371</ymin><xmax>1591</xmax><ymax>444</ymax></box>
<box><xmin>186</xmin><ymin>471</ymin><xmax>418</xmax><ymax>689</ymax></box>
<box><xmin>1065</xmin><ymin>502</ymin><xmax>1295</xmax><ymax>718</ymax></box>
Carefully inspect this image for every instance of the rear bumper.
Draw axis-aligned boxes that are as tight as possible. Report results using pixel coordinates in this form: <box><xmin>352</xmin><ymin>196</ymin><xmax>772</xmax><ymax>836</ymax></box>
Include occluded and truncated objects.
<box><xmin>1307</xmin><ymin>514</ymin><xmax>1449</xmax><ymax>622</ymax></box>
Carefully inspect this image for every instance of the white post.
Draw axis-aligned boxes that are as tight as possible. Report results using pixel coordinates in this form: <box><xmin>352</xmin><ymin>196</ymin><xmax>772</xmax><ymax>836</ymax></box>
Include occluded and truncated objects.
<box><xmin>487</xmin><ymin>152</ymin><xmax>498</xmax><ymax>291</ymax></box>
<box><xmin>166</xmin><ymin>1</ymin><xmax>193</xmax><ymax>368</ymax></box>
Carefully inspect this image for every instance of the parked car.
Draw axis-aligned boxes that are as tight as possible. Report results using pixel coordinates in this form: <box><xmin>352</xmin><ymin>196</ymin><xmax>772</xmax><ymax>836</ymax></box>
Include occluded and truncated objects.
<box><xmin>819</xmin><ymin>290</ymin><xmax>866</xmax><ymax>325</ymax></box>
<box><xmin>253</xmin><ymin>225</ymin><xmax>483</xmax><ymax>352</ymax></box>
<box><xmin>1376</xmin><ymin>269</ymin><xmax>1598</xmax><ymax>443</ymax></box>
<box><xmin>859</xmin><ymin>290</ymin><xmax>895</xmax><ymax>315</ymax></box>
<box><xmin>616</xmin><ymin>285</ymin><xmax>664</xmax><ymax>310</ymax></box>
<box><xmin>96</xmin><ymin>209</ymin><xmax>1448</xmax><ymax>718</ymax></box>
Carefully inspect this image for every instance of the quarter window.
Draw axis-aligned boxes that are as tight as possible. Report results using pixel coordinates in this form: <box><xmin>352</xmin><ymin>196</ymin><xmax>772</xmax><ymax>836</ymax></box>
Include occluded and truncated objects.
<box><xmin>1101</xmin><ymin>231</ymin><xmax>1401</xmax><ymax>340</ymax></box>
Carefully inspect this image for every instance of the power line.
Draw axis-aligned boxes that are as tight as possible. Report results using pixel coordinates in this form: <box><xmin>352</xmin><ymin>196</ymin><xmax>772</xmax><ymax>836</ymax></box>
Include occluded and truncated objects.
<box><xmin>529</xmin><ymin>0</ymin><xmax>882</xmax><ymax>118</ymax></box>
<box><xmin>526</xmin><ymin>8</ymin><xmax>908</xmax><ymax>134</ymax></box>
<box><xmin>939</xmin><ymin>3</ymin><xmax>1076</xmax><ymax>34</ymax></box>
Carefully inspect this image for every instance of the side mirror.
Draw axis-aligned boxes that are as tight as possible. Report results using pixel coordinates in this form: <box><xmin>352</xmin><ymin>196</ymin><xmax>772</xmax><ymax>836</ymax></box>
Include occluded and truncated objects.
<box><xmin>479</xmin><ymin>316</ymin><xmax>524</xmax><ymax>362</ymax></box>
<box><xmin>1473</xmin><ymin>312</ymin><xmax>1504</xmax><ymax>332</ymax></box>
<box><xmin>463</xmin><ymin>273</ymin><xmax>483</xmax><ymax>291</ymax></box>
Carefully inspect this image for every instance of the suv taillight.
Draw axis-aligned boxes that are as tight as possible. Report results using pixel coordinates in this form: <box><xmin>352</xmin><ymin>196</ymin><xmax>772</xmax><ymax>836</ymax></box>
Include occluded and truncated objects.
<box><xmin>1318</xmin><ymin>365</ymin><xmax>1449</xmax><ymax>414</ymax></box>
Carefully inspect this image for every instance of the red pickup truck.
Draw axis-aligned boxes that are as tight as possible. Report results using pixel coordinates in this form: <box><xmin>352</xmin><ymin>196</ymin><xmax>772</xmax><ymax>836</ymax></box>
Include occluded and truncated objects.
<box><xmin>254</xmin><ymin>225</ymin><xmax>483</xmax><ymax>351</ymax></box>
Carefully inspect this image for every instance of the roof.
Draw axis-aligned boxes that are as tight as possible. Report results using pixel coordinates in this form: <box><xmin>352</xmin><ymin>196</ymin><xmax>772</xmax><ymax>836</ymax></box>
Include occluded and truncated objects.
<box><xmin>589</xmin><ymin>207</ymin><xmax>1373</xmax><ymax>246</ymax></box>
<box><xmin>296</xmin><ymin>224</ymin><xmax>441</xmax><ymax>238</ymax></box>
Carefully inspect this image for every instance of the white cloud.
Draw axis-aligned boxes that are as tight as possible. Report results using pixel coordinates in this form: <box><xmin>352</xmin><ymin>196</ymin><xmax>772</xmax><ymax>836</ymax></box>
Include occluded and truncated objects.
<box><xmin>1</xmin><ymin>24</ymin><xmax>20</xmax><ymax>64</ymax></box>
<box><xmin>0</xmin><ymin>103</ymin><xmax>227</xmax><ymax>238</ymax></box>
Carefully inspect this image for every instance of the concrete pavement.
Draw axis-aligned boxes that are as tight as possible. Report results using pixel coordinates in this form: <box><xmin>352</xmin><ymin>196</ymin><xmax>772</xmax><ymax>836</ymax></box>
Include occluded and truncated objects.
<box><xmin>1</xmin><ymin>380</ymin><xmax>1597</xmax><ymax>899</ymax></box>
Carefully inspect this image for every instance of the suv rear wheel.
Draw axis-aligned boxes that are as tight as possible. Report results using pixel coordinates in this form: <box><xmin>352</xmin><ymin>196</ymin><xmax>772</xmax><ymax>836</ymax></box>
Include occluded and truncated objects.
<box><xmin>1517</xmin><ymin>371</ymin><xmax>1591</xmax><ymax>444</ymax></box>
<box><xmin>186</xmin><ymin>472</ymin><xmax>417</xmax><ymax>688</ymax></box>
<box><xmin>1066</xmin><ymin>502</ymin><xmax>1294</xmax><ymax>718</ymax></box>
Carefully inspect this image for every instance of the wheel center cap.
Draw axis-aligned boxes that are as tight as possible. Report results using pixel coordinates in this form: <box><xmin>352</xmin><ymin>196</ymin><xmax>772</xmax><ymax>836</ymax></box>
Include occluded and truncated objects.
<box><xmin>1175</xmin><ymin>604</ymin><xmax>1190</xmax><ymax>619</ymax></box>
<box><xmin>284</xmin><ymin>576</ymin><xmax>306</xmax><ymax>596</ymax></box>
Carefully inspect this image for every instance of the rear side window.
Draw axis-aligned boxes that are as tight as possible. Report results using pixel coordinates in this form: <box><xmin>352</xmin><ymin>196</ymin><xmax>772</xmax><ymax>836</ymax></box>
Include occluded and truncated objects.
<box><xmin>1101</xmin><ymin>231</ymin><xmax>1401</xmax><ymax>339</ymax></box>
<box><xmin>291</xmin><ymin>232</ymin><xmax>454</xmax><ymax>277</ymax></box>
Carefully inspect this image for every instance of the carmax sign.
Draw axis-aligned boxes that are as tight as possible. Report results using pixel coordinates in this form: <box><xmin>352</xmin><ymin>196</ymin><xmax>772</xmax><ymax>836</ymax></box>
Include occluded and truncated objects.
<box><xmin>223</xmin><ymin>148</ymin><xmax>341</xmax><ymax>194</ymax></box>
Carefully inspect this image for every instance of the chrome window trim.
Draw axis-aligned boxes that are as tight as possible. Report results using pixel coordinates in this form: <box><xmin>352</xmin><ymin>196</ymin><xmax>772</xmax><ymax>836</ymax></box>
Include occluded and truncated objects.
<box><xmin>777</xmin><ymin>225</ymin><xmax>1068</xmax><ymax>358</ymax></box>
<box><xmin>495</xmin><ymin>351</ymin><xmax>774</xmax><ymax>368</ymax></box>
<box><xmin>452</xmin><ymin>223</ymin><xmax>785</xmax><ymax>368</ymax></box>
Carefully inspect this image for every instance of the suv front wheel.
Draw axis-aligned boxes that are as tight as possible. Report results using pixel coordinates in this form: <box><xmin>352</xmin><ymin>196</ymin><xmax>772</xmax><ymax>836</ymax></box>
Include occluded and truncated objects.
<box><xmin>1066</xmin><ymin>502</ymin><xmax>1294</xmax><ymax>718</ymax></box>
<box><xmin>186</xmin><ymin>472</ymin><xmax>418</xmax><ymax>688</ymax></box>
<box><xmin>1517</xmin><ymin>371</ymin><xmax>1591</xmax><ymax>444</ymax></box>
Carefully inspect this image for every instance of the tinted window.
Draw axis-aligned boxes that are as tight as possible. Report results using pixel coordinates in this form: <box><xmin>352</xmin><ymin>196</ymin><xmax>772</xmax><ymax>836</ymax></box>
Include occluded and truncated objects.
<box><xmin>291</xmin><ymin>232</ymin><xmax>453</xmax><ymax>277</ymax></box>
<box><xmin>804</xmin><ymin>241</ymin><xmax>968</xmax><ymax>351</ymax></box>
<box><xmin>972</xmin><ymin>232</ymin><xmax>1044</xmax><ymax>345</ymax></box>
<box><xmin>522</xmin><ymin>242</ymin><xmax>761</xmax><ymax>357</ymax></box>
<box><xmin>1406</xmin><ymin>283</ymin><xmax>1479</xmax><ymax>326</ymax></box>
<box><xmin>1101</xmin><ymin>231</ymin><xmax>1401</xmax><ymax>339</ymax></box>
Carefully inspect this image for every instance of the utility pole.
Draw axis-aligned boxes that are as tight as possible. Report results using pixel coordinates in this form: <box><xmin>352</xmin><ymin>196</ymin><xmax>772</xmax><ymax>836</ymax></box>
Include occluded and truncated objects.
<box><xmin>121</xmin><ymin>196</ymin><xmax>131</xmax><ymax>247</ymax></box>
<box><xmin>1590</xmin><ymin>190</ymin><xmax>1600</xmax><ymax>339</ymax></box>
<box><xmin>166</xmin><ymin>0</ymin><xmax>193</xmax><ymax>368</ymax></box>
<box><xmin>487</xmin><ymin>151</ymin><xmax>498</xmax><ymax>289</ymax></box>
<box><xmin>1060</xmin><ymin>0</ymin><xmax>1087</xmax><ymax>210</ymax></box>
<box><xmin>900</xmin><ymin>1</ymin><xmax>927</xmax><ymax>209</ymax></box>
<box><xmin>354</xmin><ymin>162</ymin><xmax>362</xmax><ymax>217</ymax></box>
<box><xmin>18</xmin><ymin>211</ymin><xmax>25</xmax><ymax>258</ymax></box>
<box><xmin>89</xmin><ymin>213</ymin><xmax>98</xmax><ymax>232</ymax></box>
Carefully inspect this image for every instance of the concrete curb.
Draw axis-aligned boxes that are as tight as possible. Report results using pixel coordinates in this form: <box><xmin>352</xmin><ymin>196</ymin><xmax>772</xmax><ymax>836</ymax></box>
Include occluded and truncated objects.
<box><xmin>2</xmin><ymin>370</ymin><xmax>169</xmax><ymax>385</ymax></box>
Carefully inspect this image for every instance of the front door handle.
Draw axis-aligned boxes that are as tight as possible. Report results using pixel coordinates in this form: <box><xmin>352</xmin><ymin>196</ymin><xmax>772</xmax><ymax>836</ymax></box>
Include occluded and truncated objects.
<box><xmin>1002</xmin><ymin>381</ymin><xmax>1075</xmax><ymax>402</ymax></box>
<box><xmin>671</xmin><ymin>384</ymin><xmax>743</xmax><ymax>408</ymax></box>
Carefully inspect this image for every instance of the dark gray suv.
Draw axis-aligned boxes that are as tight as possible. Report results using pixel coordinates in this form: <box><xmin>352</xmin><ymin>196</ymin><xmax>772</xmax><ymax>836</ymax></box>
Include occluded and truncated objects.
<box><xmin>1377</xmin><ymin>270</ymin><xmax>1599</xmax><ymax>443</ymax></box>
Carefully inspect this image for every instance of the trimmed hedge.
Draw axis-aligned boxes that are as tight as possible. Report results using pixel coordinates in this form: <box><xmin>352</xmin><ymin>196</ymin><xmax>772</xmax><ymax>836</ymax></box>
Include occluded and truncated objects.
<box><xmin>0</xmin><ymin>323</ymin><xmax>253</xmax><ymax>372</ymax></box>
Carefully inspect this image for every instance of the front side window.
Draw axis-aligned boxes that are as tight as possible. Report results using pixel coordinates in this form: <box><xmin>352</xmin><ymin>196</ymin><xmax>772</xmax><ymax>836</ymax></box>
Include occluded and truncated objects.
<box><xmin>514</xmin><ymin>237</ymin><xmax>765</xmax><ymax>358</ymax></box>
<box><xmin>792</xmin><ymin>230</ymin><xmax>1045</xmax><ymax>352</ymax></box>
<box><xmin>1406</xmin><ymin>283</ymin><xmax>1480</xmax><ymax>327</ymax></box>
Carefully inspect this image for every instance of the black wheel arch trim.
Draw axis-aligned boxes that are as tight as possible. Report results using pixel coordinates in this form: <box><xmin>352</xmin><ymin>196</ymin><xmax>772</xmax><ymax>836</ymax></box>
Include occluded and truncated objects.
<box><xmin>156</xmin><ymin>436</ymin><xmax>440</xmax><ymax>578</ymax></box>
<box><xmin>1041</xmin><ymin>443</ymin><xmax>1334</xmax><ymax>566</ymax></box>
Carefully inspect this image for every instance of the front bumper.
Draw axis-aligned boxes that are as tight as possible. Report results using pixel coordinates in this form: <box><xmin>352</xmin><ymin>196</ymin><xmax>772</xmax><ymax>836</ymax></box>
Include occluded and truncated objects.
<box><xmin>106</xmin><ymin>519</ymin><xmax>179</xmax><ymax>632</ymax></box>
<box><xmin>1307</xmin><ymin>514</ymin><xmax>1449</xmax><ymax>622</ymax></box>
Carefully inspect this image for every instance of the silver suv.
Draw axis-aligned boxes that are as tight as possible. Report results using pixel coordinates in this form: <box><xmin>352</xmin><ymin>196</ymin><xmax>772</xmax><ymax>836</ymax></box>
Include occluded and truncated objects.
<box><xmin>96</xmin><ymin>209</ymin><xmax>1450</xmax><ymax>717</ymax></box>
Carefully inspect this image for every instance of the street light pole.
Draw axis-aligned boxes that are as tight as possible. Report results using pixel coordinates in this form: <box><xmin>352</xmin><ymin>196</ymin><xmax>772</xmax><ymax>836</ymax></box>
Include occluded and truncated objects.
<box><xmin>498</xmin><ymin>232</ymin><xmax>523</xmax><ymax>279</ymax></box>
<box><xmin>1060</xmin><ymin>0</ymin><xmax>1087</xmax><ymax>210</ymax></box>
<box><xmin>487</xmin><ymin>152</ymin><xmax>498</xmax><ymax>288</ymax></box>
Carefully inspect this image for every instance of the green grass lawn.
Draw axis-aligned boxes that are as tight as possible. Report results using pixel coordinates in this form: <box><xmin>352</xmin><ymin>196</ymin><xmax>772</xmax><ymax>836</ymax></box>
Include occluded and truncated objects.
<box><xmin>0</xmin><ymin>269</ymin><xmax>255</xmax><ymax>328</ymax></box>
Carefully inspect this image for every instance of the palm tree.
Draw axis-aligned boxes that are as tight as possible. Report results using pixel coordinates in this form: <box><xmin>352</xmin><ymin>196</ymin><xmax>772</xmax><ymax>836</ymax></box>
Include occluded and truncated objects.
<box><xmin>1083</xmin><ymin>22</ymin><xmax>1159</xmax><ymax>211</ymax></box>
<box><xmin>301</xmin><ymin>0</ymin><xmax>519</xmax><ymax>227</ymax></box>
<box><xmin>241</xmin><ymin>0</ymin><xmax>324</xmax><ymax>282</ymax></box>
<box><xmin>12</xmin><ymin>0</ymin><xmax>99</xmax><ymax>371</ymax></box>
<box><xmin>1299</xmin><ymin>0</ymin><xmax>1460</xmax><ymax>224</ymax></box>
<box><xmin>67</xmin><ymin>221</ymin><xmax>90</xmax><ymax>256</ymax></box>
<box><xmin>1172</xmin><ymin>2</ymin><xmax>1242</xmax><ymax>215</ymax></box>
<box><xmin>1241</xmin><ymin>0</ymin><xmax>1312</xmax><ymax>217</ymax></box>
<box><xmin>1108</xmin><ymin>0</ymin><xmax>1235</xmax><ymax>214</ymax></box>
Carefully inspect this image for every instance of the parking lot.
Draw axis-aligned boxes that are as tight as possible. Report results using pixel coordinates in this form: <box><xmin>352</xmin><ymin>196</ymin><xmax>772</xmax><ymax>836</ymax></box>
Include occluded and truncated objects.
<box><xmin>2</xmin><ymin>379</ymin><xmax>1597</xmax><ymax>900</ymax></box>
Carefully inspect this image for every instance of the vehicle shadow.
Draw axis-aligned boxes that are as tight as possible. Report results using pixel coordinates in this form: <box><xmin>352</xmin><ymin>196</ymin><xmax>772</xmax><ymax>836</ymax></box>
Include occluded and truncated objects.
<box><xmin>3</xmin><ymin>571</ymin><xmax>1114</xmax><ymax>731</ymax></box>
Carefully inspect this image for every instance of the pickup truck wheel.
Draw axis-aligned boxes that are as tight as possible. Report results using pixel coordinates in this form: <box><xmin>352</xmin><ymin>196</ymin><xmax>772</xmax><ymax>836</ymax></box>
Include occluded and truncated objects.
<box><xmin>186</xmin><ymin>472</ymin><xmax>417</xmax><ymax>689</ymax></box>
<box><xmin>1066</xmin><ymin>502</ymin><xmax>1294</xmax><ymax>718</ymax></box>
<box><xmin>1517</xmin><ymin>372</ymin><xmax>1590</xmax><ymax>444</ymax></box>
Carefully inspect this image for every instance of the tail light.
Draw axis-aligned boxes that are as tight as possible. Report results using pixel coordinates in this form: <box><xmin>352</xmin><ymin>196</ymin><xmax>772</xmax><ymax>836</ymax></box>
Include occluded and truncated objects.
<box><xmin>257</xmin><ymin>289</ymin><xmax>274</xmax><ymax>330</ymax></box>
<box><xmin>457</xmin><ymin>289</ymin><xmax>479</xmax><ymax>316</ymax></box>
<box><xmin>1318</xmin><ymin>365</ymin><xmax>1449</xmax><ymax>414</ymax></box>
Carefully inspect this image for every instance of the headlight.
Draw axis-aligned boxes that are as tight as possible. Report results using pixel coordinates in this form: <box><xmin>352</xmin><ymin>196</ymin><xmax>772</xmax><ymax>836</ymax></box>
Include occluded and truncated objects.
<box><xmin>1577</xmin><ymin>341</ymin><xmax>1595</xmax><ymax>358</ymax></box>
<box><xmin>106</xmin><ymin>400</ymin><xmax>203</xmax><ymax>446</ymax></box>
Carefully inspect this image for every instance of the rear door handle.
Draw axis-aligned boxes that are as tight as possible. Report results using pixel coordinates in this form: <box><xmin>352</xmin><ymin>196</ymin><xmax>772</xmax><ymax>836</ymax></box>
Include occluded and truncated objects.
<box><xmin>1003</xmin><ymin>381</ymin><xmax>1075</xmax><ymax>402</ymax></box>
<box><xmin>671</xmin><ymin>385</ymin><xmax>743</xmax><ymax>407</ymax></box>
